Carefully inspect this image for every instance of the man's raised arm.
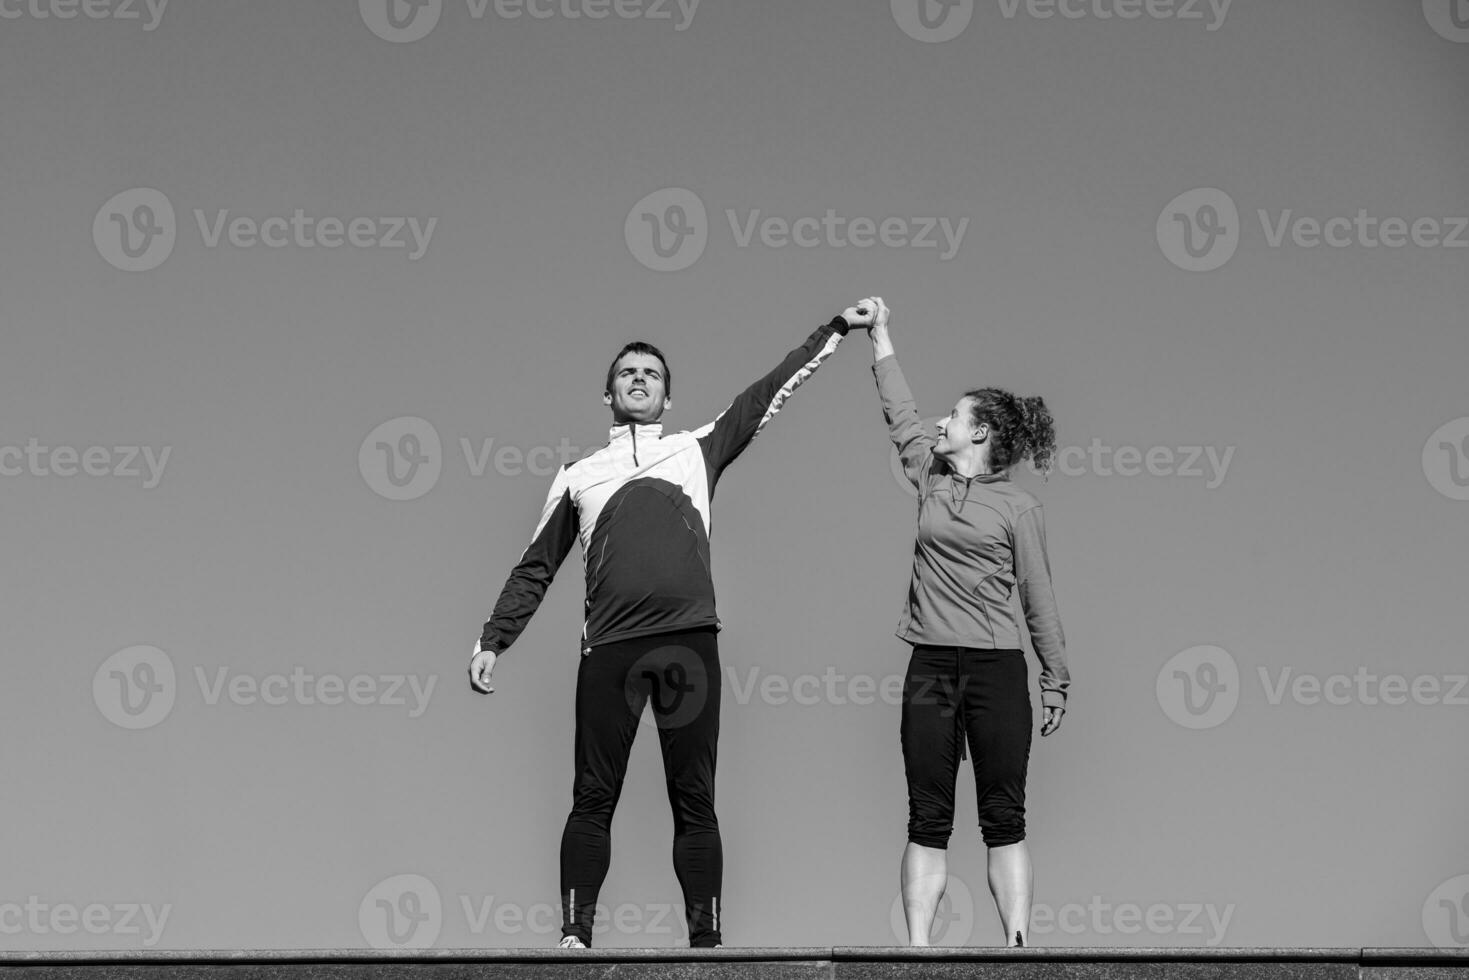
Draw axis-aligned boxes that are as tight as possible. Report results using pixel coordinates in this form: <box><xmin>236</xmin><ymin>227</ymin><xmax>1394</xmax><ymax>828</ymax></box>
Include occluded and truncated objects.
<box><xmin>694</xmin><ymin>304</ymin><xmax>873</xmax><ymax>481</ymax></box>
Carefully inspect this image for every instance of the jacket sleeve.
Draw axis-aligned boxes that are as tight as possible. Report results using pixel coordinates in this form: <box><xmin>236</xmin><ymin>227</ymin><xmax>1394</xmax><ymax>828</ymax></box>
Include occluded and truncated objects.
<box><xmin>872</xmin><ymin>353</ymin><xmax>936</xmax><ymax>491</ymax></box>
<box><xmin>694</xmin><ymin>318</ymin><xmax>848</xmax><ymax>485</ymax></box>
<box><xmin>479</xmin><ymin>464</ymin><xmax>577</xmax><ymax>654</ymax></box>
<box><xmin>1013</xmin><ymin>504</ymin><xmax>1069</xmax><ymax>709</ymax></box>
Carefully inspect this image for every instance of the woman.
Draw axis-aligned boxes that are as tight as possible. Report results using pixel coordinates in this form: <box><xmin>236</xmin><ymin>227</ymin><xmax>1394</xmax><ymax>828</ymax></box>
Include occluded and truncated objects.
<box><xmin>862</xmin><ymin>297</ymin><xmax>1068</xmax><ymax>948</ymax></box>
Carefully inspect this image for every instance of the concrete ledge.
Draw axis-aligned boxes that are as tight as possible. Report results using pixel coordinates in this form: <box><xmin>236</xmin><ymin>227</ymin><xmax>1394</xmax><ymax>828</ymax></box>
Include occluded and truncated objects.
<box><xmin>1359</xmin><ymin>949</ymin><xmax>1469</xmax><ymax>980</ymax></box>
<box><xmin>833</xmin><ymin>948</ymin><xmax>1364</xmax><ymax>980</ymax></box>
<box><xmin>0</xmin><ymin>948</ymin><xmax>1464</xmax><ymax>962</ymax></box>
<box><xmin>836</xmin><ymin>948</ymin><xmax>1366</xmax><ymax>961</ymax></box>
<box><xmin>0</xmin><ymin>948</ymin><xmax>1461</xmax><ymax>980</ymax></box>
<box><xmin>0</xmin><ymin>948</ymin><xmax>825</xmax><ymax>964</ymax></box>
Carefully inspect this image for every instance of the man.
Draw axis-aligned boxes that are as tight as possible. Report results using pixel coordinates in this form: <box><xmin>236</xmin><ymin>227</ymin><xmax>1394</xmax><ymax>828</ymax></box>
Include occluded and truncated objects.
<box><xmin>469</xmin><ymin>301</ymin><xmax>879</xmax><ymax>949</ymax></box>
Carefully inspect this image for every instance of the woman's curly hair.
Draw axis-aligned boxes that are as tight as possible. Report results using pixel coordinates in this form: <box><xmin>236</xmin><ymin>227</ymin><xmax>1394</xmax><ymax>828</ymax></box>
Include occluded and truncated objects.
<box><xmin>964</xmin><ymin>388</ymin><xmax>1057</xmax><ymax>479</ymax></box>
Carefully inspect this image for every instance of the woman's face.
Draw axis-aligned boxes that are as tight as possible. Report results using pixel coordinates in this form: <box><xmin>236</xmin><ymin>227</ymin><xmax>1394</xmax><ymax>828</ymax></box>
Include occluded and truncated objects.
<box><xmin>935</xmin><ymin>396</ymin><xmax>988</xmax><ymax>457</ymax></box>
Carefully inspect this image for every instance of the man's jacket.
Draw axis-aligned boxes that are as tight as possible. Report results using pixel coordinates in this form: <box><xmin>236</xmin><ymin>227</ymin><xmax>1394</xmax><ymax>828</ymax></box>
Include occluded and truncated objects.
<box><xmin>481</xmin><ymin>319</ymin><xmax>847</xmax><ymax>655</ymax></box>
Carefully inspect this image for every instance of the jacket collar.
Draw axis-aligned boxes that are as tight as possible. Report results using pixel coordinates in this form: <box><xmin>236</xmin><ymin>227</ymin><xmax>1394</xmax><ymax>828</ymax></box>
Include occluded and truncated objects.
<box><xmin>951</xmin><ymin>468</ymin><xmax>1009</xmax><ymax>484</ymax></box>
<box><xmin>939</xmin><ymin>462</ymin><xmax>1010</xmax><ymax>506</ymax></box>
<box><xmin>609</xmin><ymin>420</ymin><xmax>664</xmax><ymax>443</ymax></box>
<box><xmin>935</xmin><ymin>455</ymin><xmax>1010</xmax><ymax>484</ymax></box>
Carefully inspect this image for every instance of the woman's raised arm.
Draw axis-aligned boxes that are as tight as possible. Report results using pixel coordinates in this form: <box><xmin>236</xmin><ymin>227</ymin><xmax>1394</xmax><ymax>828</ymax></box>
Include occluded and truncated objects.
<box><xmin>868</xmin><ymin>300</ymin><xmax>935</xmax><ymax>490</ymax></box>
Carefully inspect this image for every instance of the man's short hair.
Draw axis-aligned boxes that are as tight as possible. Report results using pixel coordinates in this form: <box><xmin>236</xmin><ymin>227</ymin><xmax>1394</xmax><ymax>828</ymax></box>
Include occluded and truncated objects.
<box><xmin>605</xmin><ymin>342</ymin><xmax>672</xmax><ymax>397</ymax></box>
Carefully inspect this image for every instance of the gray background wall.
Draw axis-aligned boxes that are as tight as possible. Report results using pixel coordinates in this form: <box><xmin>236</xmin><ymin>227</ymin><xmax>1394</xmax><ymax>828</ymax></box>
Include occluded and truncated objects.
<box><xmin>1</xmin><ymin>0</ymin><xmax>1466</xmax><ymax>954</ymax></box>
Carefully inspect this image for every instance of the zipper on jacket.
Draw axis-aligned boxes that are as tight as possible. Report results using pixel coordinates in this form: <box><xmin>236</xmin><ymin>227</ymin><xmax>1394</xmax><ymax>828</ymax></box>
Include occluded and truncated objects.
<box><xmin>631</xmin><ymin>421</ymin><xmax>639</xmax><ymax>467</ymax></box>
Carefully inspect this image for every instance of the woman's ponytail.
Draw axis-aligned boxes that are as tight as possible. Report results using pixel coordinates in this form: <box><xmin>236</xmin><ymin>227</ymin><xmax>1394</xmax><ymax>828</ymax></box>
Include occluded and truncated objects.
<box><xmin>966</xmin><ymin>389</ymin><xmax>1057</xmax><ymax>479</ymax></box>
<box><xmin>1017</xmin><ymin>395</ymin><xmax>1056</xmax><ymax>478</ymax></box>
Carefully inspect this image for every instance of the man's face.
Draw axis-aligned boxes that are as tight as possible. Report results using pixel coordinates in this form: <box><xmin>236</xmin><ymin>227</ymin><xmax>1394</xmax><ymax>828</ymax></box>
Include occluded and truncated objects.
<box><xmin>603</xmin><ymin>352</ymin><xmax>671</xmax><ymax>423</ymax></box>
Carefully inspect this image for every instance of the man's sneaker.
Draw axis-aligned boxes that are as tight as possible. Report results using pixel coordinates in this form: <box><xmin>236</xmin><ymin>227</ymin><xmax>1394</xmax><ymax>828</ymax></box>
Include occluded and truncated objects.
<box><xmin>558</xmin><ymin>936</ymin><xmax>587</xmax><ymax>949</ymax></box>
